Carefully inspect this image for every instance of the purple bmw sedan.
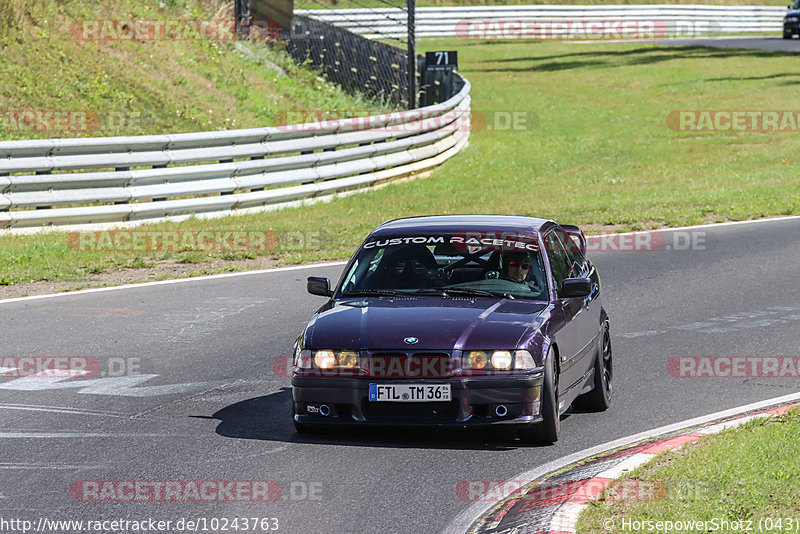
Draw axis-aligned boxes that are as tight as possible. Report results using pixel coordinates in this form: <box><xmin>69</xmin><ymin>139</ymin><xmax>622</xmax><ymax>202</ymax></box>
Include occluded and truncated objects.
<box><xmin>291</xmin><ymin>215</ymin><xmax>612</xmax><ymax>443</ymax></box>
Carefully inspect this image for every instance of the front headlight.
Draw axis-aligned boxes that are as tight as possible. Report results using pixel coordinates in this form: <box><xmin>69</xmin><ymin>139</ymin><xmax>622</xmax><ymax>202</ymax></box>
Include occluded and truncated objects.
<box><xmin>462</xmin><ymin>350</ymin><xmax>535</xmax><ymax>370</ymax></box>
<box><xmin>314</xmin><ymin>350</ymin><xmax>337</xmax><ymax>369</ymax></box>
<box><xmin>466</xmin><ymin>351</ymin><xmax>488</xmax><ymax>369</ymax></box>
<box><xmin>490</xmin><ymin>351</ymin><xmax>513</xmax><ymax>370</ymax></box>
<box><xmin>338</xmin><ymin>351</ymin><xmax>360</xmax><ymax>368</ymax></box>
<box><xmin>300</xmin><ymin>349</ymin><xmax>361</xmax><ymax>370</ymax></box>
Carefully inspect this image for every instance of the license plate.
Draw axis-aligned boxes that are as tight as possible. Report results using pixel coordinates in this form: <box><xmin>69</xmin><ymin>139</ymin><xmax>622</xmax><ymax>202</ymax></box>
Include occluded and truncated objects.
<box><xmin>369</xmin><ymin>384</ymin><xmax>451</xmax><ymax>402</ymax></box>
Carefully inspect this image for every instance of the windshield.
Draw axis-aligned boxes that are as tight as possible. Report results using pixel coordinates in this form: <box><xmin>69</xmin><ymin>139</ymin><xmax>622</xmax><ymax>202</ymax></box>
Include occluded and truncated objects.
<box><xmin>337</xmin><ymin>232</ymin><xmax>549</xmax><ymax>300</ymax></box>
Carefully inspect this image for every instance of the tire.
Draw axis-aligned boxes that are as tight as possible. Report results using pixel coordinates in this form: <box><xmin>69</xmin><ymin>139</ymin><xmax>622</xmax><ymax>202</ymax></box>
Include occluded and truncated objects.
<box><xmin>574</xmin><ymin>321</ymin><xmax>613</xmax><ymax>412</ymax></box>
<box><xmin>294</xmin><ymin>421</ymin><xmax>307</xmax><ymax>433</ymax></box>
<box><xmin>784</xmin><ymin>33</ymin><xmax>793</xmax><ymax>39</ymax></box>
<box><xmin>520</xmin><ymin>347</ymin><xmax>560</xmax><ymax>444</ymax></box>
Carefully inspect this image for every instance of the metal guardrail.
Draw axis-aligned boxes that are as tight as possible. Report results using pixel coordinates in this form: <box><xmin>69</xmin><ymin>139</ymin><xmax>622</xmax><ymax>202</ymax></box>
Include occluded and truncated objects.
<box><xmin>297</xmin><ymin>5</ymin><xmax>787</xmax><ymax>38</ymax></box>
<box><xmin>0</xmin><ymin>74</ymin><xmax>470</xmax><ymax>230</ymax></box>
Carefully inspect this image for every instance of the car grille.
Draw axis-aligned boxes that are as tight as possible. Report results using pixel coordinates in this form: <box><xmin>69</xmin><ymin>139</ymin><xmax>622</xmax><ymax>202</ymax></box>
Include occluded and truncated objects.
<box><xmin>367</xmin><ymin>352</ymin><xmax>454</xmax><ymax>378</ymax></box>
<box><xmin>362</xmin><ymin>400</ymin><xmax>460</xmax><ymax>422</ymax></box>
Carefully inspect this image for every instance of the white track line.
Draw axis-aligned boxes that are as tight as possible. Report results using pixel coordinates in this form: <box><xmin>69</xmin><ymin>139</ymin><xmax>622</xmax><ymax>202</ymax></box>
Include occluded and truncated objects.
<box><xmin>0</xmin><ymin>404</ymin><xmax>126</xmax><ymax>418</ymax></box>
<box><xmin>441</xmin><ymin>390</ymin><xmax>800</xmax><ymax>534</ymax></box>
<box><xmin>2</xmin><ymin>215</ymin><xmax>799</xmax><ymax>306</ymax></box>
<box><xmin>0</xmin><ymin>432</ymin><xmax>184</xmax><ymax>438</ymax></box>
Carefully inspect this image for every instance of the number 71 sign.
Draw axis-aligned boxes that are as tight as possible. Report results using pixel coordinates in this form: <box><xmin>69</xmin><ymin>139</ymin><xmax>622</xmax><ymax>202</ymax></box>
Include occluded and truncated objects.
<box><xmin>425</xmin><ymin>51</ymin><xmax>458</xmax><ymax>70</ymax></box>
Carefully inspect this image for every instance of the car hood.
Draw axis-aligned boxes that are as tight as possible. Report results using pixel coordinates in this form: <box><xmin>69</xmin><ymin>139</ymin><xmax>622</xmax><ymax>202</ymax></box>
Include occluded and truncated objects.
<box><xmin>786</xmin><ymin>10</ymin><xmax>800</xmax><ymax>17</ymax></box>
<box><xmin>305</xmin><ymin>297</ymin><xmax>547</xmax><ymax>351</ymax></box>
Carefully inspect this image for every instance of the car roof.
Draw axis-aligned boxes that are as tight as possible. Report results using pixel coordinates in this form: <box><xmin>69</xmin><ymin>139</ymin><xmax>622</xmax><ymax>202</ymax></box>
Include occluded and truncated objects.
<box><xmin>369</xmin><ymin>215</ymin><xmax>555</xmax><ymax>236</ymax></box>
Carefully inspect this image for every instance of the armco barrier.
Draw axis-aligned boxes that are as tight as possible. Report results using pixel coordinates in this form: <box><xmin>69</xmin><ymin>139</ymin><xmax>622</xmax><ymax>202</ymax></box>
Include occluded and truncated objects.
<box><xmin>0</xmin><ymin>74</ymin><xmax>469</xmax><ymax>230</ymax></box>
<box><xmin>297</xmin><ymin>5</ymin><xmax>786</xmax><ymax>39</ymax></box>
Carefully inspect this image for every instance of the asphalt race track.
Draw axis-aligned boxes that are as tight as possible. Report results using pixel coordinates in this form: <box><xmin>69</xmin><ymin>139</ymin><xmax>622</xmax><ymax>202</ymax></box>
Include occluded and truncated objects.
<box><xmin>2</xmin><ymin>217</ymin><xmax>800</xmax><ymax>533</ymax></box>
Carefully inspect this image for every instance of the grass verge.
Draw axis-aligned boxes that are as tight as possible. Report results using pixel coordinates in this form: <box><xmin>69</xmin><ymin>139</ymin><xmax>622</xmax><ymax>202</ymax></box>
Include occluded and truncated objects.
<box><xmin>0</xmin><ymin>0</ymin><xmax>382</xmax><ymax>140</ymax></box>
<box><xmin>3</xmin><ymin>38</ymin><xmax>800</xmax><ymax>291</ymax></box>
<box><xmin>576</xmin><ymin>408</ymin><xmax>800</xmax><ymax>533</ymax></box>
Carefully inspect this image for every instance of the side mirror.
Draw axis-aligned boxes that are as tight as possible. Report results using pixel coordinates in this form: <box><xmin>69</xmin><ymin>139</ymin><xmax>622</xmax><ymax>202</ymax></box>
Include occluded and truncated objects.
<box><xmin>307</xmin><ymin>276</ymin><xmax>333</xmax><ymax>297</ymax></box>
<box><xmin>560</xmin><ymin>277</ymin><xmax>592</xmax><ymax>298</ymax></box>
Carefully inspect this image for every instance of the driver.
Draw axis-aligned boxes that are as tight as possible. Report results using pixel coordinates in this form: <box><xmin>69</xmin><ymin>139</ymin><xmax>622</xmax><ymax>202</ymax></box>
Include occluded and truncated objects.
<box><xmin>500</xmin><ymin>251</ymin><xmax>530</xmax><ymax>283</ymax></box>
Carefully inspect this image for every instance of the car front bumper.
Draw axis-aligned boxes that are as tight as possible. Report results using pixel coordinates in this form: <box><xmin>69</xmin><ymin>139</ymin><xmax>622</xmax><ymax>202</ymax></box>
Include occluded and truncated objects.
<box><xmin>291</xmin><ymin>375</ymin><xmax>543</xmax><ymax>427</ymax></box>
<box><xmin>784</xmin><ymin>21</ymin><xmax>798</xmax><ymax>33</ymax></box>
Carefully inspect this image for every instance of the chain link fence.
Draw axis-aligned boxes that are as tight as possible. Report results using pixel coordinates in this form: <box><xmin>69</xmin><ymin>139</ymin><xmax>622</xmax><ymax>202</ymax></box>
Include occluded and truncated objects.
<box><xmin>286</xmin><ymin>14</ymin><xmax>418</xmax><ymax>108</ymax></box>
<box><xmin>234</xmin><ymin>0</ymin><xmax>425</xmax><ymax>108</ymax></box>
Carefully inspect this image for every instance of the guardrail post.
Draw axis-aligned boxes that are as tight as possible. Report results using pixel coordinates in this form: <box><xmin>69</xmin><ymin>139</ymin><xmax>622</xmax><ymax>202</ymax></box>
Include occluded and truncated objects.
<box><xmin>220</xmin><ymin>160</ymin><xmax>234</xmax><ymax>194</ymax></box>
<box><xmin>152</xmin><ymin>164</ymin><xmax>168</xmax><ymax>202</ymax></box>
<box><xmin>34</xmin><ymin>170</ymin><xmax>51</xmax><ymax>210</ymax></box>
<box><xmin>0</xmin><ymin>173</ymin><xmax>6</xmax><ymax>211</ymax></box>
<box><xmin>249</xmin><ymin>155</ymin><xmax>266</xmax><ymax>191</ymax></box>
<box><xmin>115</xmin><ymin>167</ymin><xmax>130</xmax><ymax>204</ymax></box>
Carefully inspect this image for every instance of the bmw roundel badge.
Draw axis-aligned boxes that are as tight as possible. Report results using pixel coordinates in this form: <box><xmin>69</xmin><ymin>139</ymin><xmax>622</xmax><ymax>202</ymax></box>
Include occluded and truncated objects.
<box><xmin>404</xmin><ymin>336</ymin><xmax>419</xmax><ymax>344</ymax></box>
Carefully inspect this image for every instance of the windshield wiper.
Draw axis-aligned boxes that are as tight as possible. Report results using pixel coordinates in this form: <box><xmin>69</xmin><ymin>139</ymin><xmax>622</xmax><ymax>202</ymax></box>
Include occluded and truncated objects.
<box><xmin>439</xmin><ymin>287</ymin><xmax>515</xmax><ymax>299</ymax></box>
<box><xmin>341</xmin><ymin>289</ymin><xmax>410</xmax><ymax>297</ymax></box>
<box><xmin>343</xmin><ymin>288</ymin><xmax>516</xmax><ymax>299</ymax></box>
<box><xmin>408</xmin><ymin>288</ymin><xmax>449</xmax><ymax>296</ymax></box>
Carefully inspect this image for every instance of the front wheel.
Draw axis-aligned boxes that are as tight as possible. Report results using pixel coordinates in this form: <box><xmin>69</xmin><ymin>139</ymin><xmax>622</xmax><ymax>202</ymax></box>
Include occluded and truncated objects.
<box><xmin>784</xmin><ymin>32</ymin><xmax>793</xmax><ymax>39</ymax></box>
<box><xmin>574</xmin><ymin>321</ymin><xmax>613</xmax><ymax>411</ymax></box>
<box><xmin>520</xmin><ymin>347</ymin><xmax>560</xmax><ymax>444</ymax></box>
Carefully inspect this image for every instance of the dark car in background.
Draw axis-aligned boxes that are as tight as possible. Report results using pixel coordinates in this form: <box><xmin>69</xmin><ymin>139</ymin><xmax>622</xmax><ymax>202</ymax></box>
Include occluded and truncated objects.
<box><xmin>784</xmin><ymin>2</ymin><xmax>800</xmax><ymax>38</ymax></box>
<box><xmin>291</xmin><ymin>215</ymin><xmax>612</xmax><ymax>443</ymax></box>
